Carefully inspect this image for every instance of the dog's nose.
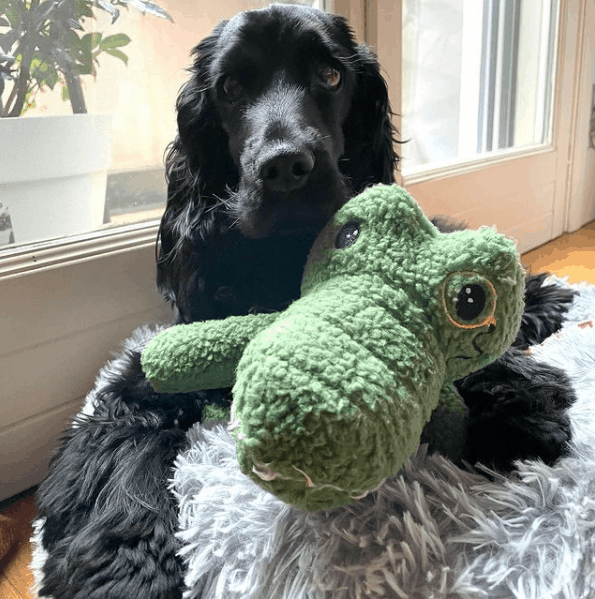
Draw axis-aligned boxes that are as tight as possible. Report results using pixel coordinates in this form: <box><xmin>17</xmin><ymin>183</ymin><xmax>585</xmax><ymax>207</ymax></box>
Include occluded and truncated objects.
<box><xmin>260</xmin><ymin>150</ymin><xmax>315</xmax><ymax>192</ymax></box>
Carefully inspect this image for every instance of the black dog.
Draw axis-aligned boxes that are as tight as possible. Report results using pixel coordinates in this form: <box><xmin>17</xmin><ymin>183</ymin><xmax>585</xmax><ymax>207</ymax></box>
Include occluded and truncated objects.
<box><xmin>35</xmin><ymin>5</ymin><xmax>576</xmax><ymax>599</ymax></box>
<box><xmin>157</xmin><ymin>5</ymin><xmax>396</xmax><ymax>323</ymax></box>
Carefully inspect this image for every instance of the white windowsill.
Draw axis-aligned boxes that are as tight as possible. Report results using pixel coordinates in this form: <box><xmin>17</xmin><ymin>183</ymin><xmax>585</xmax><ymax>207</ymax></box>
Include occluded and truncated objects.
<box><xmin>0</xmin><ymin>220</ymin><xmax>160</xmax><ymax>281</ymax></box>
<box><xmin>402</xmin><ymin>143</ymin><xmax>554</xmax><ymax>186</ymax></box>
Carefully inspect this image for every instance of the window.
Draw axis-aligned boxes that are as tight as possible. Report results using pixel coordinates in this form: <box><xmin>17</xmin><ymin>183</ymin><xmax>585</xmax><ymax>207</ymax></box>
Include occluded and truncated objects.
<box><xmin>401</xmin><ymin>0</ymin><xmax>559</xmax><ymax>174</ymax></box>
<box><xmin>0</xmin><ymin>0</ymin><xmax>325</xmax><ymax>249</ymax></box>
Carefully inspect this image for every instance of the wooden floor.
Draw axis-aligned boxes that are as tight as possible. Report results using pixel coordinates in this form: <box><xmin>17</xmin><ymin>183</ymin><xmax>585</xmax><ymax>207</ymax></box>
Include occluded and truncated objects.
<box><xmin>1</xmin><ymin>219</ymin><xmax>594</xmax><ymax>599</ymax></box>
<box><xmin>0</xmin><ymin>491</ymin><xmax>36</xmax><ymax>599</ymax></box>
<box><xmin>522</xmin><ymin>219</ymin><xmax>595</xmax><ymax>284</ymax></box>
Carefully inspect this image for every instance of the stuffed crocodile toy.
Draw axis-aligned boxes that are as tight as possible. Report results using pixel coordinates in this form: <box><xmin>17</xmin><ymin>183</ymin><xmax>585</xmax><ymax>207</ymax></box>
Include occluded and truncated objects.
<box><xmin>142</xmin><ymin>184</ymin><xmax>525</xmax><ymax>511</ymax></box>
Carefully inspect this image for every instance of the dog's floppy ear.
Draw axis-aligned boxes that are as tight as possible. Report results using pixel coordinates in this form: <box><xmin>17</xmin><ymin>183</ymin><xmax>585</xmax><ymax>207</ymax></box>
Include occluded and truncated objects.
<box><xmin>158</xmin><ymin>22</ymin><xmax>237</xmax><ymax>313</ymax></box>
<box><xmin>341</xmin><ymin>43</ymin><xmax>399</xmax><ymax>192</ymax></box>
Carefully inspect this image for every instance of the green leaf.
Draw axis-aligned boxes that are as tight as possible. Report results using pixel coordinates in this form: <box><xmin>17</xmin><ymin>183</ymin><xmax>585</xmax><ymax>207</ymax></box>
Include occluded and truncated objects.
<box><xmin>45</xmin><ymin>70</ymin><xmax>59</xmax><ymax>89</ymax></box>
<box><xmin>81</xmin><ymin>32</ymin><xmax>102</xmax><ymax>51</ymax></box>
<box><xmin>90</xmin><ymin>31</ymin><xmax>102</xmax><ymax>49</ymax></box>
<box><xmin>100</xmin><ymin>33</ymin><xmax>131</xmax><ymax>50</ymax></box>
<box><xmin>62</xmin><ymin>29</ymin><xmax>83</xmax><ymax>51</ymax></box>
<box><xmin>77</xmin><ymin>0</ymin><xmax>95</xmax><ymax>19</ymax></box>
<box><xmin>29</xmin><ymin>57</ymin><xmax>43</xmax><ymax>72</ymax></box>
<box><xmin>104</xmin><ymin>48</ymin><xmax>127</xmax><ymax>64</ymax></box>
<box><xmin>29</xmin><ymin>55</ymin><xmax>59</xmax><ymax>89</ymax></box>
<box><xmin>62</xmin><ymin>85</ymin><xmax>69</xmax><ymax>101</ymax></box>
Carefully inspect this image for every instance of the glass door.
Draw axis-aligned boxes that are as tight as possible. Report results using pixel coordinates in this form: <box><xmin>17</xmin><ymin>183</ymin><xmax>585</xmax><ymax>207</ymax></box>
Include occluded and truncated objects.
<box><xmin>373</xmin><ymin>0</ymin><xmax>588</xmax><ymax>253</ymax></box>
<box><xmin>402</xmin><ymin>0</ymin><xmax>558</xmax><ymax>168</ymax></box>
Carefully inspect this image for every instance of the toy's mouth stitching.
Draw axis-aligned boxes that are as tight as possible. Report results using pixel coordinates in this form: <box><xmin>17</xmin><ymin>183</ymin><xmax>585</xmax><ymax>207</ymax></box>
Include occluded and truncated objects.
<box><xmin>251</xmin><ymin>462</ymin><xmax>380</xmax><ymax>499</ymax></box>
<box><xmin>252</xmin><ymin>462</ymin><xmax>345</xmax><ymax>492</ymax></box>
<box><xmin>455</xmin><ymin>324</ymin><xmax>495</xmax><ymax>360</ymax></box>
<box><xmin>455</xmin><ymin>340</ymin><xmax>484</xmax><ymax>360</ymax></box>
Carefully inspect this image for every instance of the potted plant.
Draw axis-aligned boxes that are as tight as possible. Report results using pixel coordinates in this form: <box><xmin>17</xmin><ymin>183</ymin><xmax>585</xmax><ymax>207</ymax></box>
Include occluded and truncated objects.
<box><xmin>0</xmin><ymin>0</ymin><xmax>172</xmax><ymax>245</ymax></box>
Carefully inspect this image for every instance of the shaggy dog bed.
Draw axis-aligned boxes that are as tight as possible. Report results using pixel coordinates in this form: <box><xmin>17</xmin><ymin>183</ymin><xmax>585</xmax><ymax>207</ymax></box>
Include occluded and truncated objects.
<box><xmin>171</xmin><ymin>277</ymin><xmax>595</xmax><ymax>599</ymax></box>
<box><xmin>31</xmin><ymin>277</ymin><xmax>594</xmax><ymax>598</ymax></box>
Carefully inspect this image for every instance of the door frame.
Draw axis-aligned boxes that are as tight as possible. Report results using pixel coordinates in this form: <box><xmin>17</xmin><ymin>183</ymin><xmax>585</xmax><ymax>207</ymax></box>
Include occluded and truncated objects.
<box><xmin>565</xmin><ymin>0</ymin><xmax>595</xmax><ymax>232</ymax></box>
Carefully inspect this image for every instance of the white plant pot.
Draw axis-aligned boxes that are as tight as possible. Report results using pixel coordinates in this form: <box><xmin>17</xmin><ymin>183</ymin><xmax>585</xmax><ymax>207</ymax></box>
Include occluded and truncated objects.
<box><xmin>0</xmin><ymin>114</ymin><xmax>112</xmax><ymax>245</ymax></box>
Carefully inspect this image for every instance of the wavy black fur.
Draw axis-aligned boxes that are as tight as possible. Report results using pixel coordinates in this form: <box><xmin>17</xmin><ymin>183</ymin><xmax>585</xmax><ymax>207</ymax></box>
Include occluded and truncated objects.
<box><xmin>36</xmin><ymin>5</ymin><xmax>577</xmax><ymax>598</ymax></box>
<box><xmin>36</xmin><ymin>330</ymin><xmax>233</xmax><ymax>599</ymax></box>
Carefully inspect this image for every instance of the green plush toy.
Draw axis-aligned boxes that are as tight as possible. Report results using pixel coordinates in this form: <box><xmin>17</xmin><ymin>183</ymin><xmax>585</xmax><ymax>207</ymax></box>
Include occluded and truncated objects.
<box><xmin>142</xmin><ymin>184</ymin><xmax>525</xmax><ymax>511</ymax></box>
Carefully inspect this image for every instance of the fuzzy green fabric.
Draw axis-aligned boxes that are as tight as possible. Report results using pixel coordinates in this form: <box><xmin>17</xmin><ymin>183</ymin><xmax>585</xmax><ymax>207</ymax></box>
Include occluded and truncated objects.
<box><xmin>142</xmin><ymin>184</ymin><xmax>525</xmax><ymax>511</ymax></box>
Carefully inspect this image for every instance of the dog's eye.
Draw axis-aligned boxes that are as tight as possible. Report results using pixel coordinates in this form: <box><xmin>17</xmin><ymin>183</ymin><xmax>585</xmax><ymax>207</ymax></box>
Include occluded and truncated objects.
<box><xmin>316</xmin><ymin>63</ymin><xmax>342</xmax><ymax>90</ymax></box>
<box><xmin>442</xmin><ymin>272</ymin><xmax>497</xmax><ymax>329</ymax></box>
<box><xmin>221</xmin><ymin>76</ymin><xmax>243</xmax><ymax>104</ymax></box>
<box><xmin>335</xmin><ymin>221</ymin><xmax>360</xmax><ymax>249</ymax></box>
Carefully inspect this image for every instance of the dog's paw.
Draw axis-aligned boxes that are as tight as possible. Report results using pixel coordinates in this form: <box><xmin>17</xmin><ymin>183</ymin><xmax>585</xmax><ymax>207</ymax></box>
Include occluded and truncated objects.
<box><xmin>456</xmin><ymin>348</ymin><xmax>576</xmax><ymax>472</ymax></box>
<box><xmin>464</xmin><ymin>398</ymin><xmax>572</xmax><ymax>472</ymax></box>
<box><xmin>514</xmin><ymin>273</ymin><xmax>577</xmax><ymax>349</ymax></box>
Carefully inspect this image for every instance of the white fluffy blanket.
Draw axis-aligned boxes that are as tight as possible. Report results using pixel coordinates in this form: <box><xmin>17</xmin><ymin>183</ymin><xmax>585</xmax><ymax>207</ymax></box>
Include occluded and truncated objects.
<box><xmin>173</xmin><ymin>278</ymin><xmax>595</xmax><ymax>599</ymax></box>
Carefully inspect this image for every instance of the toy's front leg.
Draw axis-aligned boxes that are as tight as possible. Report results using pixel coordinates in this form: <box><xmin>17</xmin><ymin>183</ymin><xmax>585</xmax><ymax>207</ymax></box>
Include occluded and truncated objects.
<box><xmin>142</xmin><ymin>313</ymin><xmax>279</xmax><ymax>393</ymax></box>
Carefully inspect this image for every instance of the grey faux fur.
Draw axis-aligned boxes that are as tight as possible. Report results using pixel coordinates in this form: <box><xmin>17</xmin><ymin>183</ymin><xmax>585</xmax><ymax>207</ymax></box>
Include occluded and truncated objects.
<box><xmin>173</xmin><ymin>278</ymin><xmax>595</xmax><ymax>599</ymax></box>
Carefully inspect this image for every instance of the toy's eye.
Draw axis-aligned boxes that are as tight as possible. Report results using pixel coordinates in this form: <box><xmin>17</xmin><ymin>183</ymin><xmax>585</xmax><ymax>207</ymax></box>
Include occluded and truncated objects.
<box><xmin>335</xmin><ymin>221</ymin><xmax>360</xmax><ymax>249</ymax></box>
<box><xmin>442</xmin><ymin>272</ymin><xmax>497</xmax><ymax>329</ymax></box>
<box><xmin>456</xmin><ymin>284</ymin><xmax>486</xmax><ymax>321</ymax></box>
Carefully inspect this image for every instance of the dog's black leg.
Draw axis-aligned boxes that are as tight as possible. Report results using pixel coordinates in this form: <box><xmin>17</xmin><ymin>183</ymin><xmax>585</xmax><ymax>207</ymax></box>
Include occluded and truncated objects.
<box><xmin>455</xmin><ymin>347</ymin><xmax>576</xmax><ymax>472</ymax></box>
<box><xmin>35</xmin><ymin>340</ymin><xmax>227</xmax><ymax>599</ymax></box>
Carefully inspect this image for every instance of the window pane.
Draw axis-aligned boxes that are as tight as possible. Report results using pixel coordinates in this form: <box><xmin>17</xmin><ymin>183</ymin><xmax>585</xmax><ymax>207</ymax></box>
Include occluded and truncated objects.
<box><xmin>0</xmin><ymin>0</ymin><xmax>324</xmax><ymax>248</ymax></box>
<box><xmin>401</xmin><ymin>0</ymin><xmax>559</xmax><ymax>173</ymax></box>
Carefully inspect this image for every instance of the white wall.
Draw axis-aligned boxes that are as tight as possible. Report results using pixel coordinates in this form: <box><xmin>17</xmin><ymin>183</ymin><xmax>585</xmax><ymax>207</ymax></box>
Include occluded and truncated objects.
<box><xmin>0</xmin><ymin>243</ymin><xmax>172</xmax><ymax>501</ymax></box>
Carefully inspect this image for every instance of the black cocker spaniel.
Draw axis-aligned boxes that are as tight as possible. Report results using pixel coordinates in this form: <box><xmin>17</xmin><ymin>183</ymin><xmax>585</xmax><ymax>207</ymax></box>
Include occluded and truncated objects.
<box><xmin>34</xmin><ymin>5</ymin><xmax>576</xmax><ymax>599</ymax></box>
<box><xmin>158</xmin><ymin>4</ymin><xmax>397</xmax><ymax>323</ymax></box>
